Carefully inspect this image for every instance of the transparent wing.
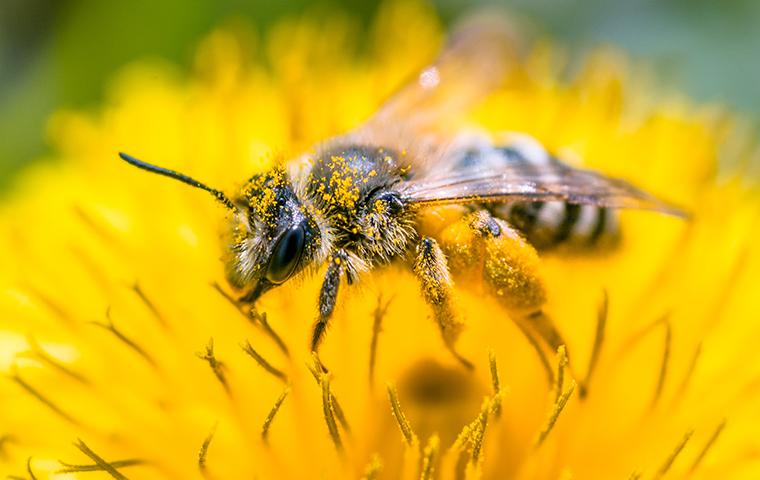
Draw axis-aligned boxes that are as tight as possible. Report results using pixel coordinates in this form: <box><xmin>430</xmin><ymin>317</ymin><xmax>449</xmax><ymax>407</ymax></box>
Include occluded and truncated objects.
<box><xmin>400</xmin><ymin>161</ymin><xmax>688</xmax><ymax>217</ymax></box>
<box><xmin>339</xmin><ymin>14</ymin><xmax>520</xmax><ymax>166</ymax></box>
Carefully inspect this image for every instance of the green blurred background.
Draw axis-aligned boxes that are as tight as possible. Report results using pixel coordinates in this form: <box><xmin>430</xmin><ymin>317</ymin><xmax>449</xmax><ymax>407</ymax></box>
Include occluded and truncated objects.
<box><xmin>1</xmin><ymin>0</ymin><xmax>758</xmax><ymax>187</ymax></box>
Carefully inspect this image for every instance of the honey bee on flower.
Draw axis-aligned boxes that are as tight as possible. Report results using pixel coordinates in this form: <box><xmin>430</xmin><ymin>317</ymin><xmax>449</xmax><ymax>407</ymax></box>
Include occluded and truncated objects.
<box><xmin>119</xmin><ymin>16</ymin><xmax>685</xmax><ymax>367</ymax></box>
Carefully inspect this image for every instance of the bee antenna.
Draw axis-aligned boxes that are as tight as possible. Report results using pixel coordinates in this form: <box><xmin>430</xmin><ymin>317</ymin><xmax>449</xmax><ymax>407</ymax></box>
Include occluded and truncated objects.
<box><xmin>119</xmin><ymin>152</ymin><xmax>237</xmax><ymax>211</ymax></box>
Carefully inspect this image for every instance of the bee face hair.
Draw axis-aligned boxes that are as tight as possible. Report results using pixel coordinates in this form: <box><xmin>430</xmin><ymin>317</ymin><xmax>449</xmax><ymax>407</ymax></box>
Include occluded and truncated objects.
<box><xmin>225</xmin><ymin>167</ymin><xmax>322</xmax><ymax>293</ymax></box>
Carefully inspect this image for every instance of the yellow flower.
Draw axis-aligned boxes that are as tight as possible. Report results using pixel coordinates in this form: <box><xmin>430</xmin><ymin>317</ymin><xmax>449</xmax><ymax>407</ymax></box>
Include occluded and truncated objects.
<box><xmin>2</xmin><ymin>1</ymin><xmax>760</xmax><ymax>479</ymax></box>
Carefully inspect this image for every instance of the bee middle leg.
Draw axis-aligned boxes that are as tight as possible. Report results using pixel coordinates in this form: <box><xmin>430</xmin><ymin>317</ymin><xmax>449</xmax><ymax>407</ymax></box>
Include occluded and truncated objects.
<box><xmin>438</xmin><ymin>210</ymin><xmax>567</xmax><ymax>356</ymax></box>
<box><xmin>412</xmin><ymin>236</ymin><xmax>473</xmax><ymax>369</ymax></box>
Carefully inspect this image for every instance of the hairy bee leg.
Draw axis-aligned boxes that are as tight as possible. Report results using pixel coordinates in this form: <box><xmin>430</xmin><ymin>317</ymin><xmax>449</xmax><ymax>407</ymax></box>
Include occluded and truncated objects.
<box><xmin>311</xmin><ymin>250</ymin><xmax>348</xmax><ymax>354</ymax></box>
<box><xmin>439</xmin><ymin>210</ymin><xmax>568</xmax><ymax>355</ymax></box>
<box><xmin>413</xmin><ymin>236</ymin><xmax>473</xmax><ymax>370</ymax></box>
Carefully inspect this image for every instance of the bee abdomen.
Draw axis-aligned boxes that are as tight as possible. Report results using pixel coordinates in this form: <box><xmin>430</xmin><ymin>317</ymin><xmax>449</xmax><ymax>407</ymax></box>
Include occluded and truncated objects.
<box><xmin>495</xmin><ymin>201</ymin><xmax>619</xmax><ymax>250</ymax></box>
<box><xmin>450</xmin><ymin>131</ymin><xmax>620</xmax><ymax>250</ymax></box>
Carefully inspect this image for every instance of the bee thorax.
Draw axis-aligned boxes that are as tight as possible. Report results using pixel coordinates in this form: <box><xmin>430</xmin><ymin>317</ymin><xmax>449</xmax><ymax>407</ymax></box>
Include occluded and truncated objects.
<box><xmin>300</xmin><ymin>144</ymin><xmax>417</xmax><ymax>269</ymax></box>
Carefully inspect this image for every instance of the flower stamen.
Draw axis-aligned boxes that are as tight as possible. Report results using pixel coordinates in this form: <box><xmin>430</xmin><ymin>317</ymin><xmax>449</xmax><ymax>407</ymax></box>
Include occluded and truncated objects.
<box><xmin>8</xmin><ymin>365</ymin><xmax>79</xmax><ymax>425</ymax></box>
<box><xmin>250</xmin><ymin>310</ymin><xmax>290</xmax><ymax>357</ymax></box>
<box><xmin>674</xmin><ymin>342</ymin><xmax>702</xmax><ymax>402</ymax></box>
<box><xmin>0</xmin><ymin>434</ymin><xmax>16</xmax><ymax>459</ymax></box>
<box><xmin>488</xmin><ymin>350</ymin><xmax>502</xmax><ymax>418</ymax></box>
<box><xmin>71</xmin><ymin>438</ymin><xmax>131</xmax><ymax>480</ymax></box>
<box><xmin>131</xmin><ymin>283</ymin><xmax>167</xmax><ymax>329</ymax></box>
<box><xmin>689</xmin><ymin>419</ymin><xmax>726</xmax><ymax>473</ymax></box>
<box><xmin>93</xmin><ymin>308</ymin><xmax>157</xmax><ymax>368</ymax></box>
<box><xmin>652</xmin><ymin>430</ymin><xmax>693</xmax><ymax>479</ymax></box>
<box><xmin>652</xmin><ymin>320</ymin><xmax>672</xmax><ymax>407</ymax></box>
<box><xmin>241</xmin><ymin>340</ymin><xmax>288</xmax><ymax>381</ymax></box>
<box><xmin>212</xmin><ymin>283</ymin><xmax>290</xmax><ymax>356</ymax></box>
<box><xmin>469</xmin><ymin>400</ymin><xmax>490</xmax><ymax>465</ymax></box>
<box><xmin>420</xmin><ymin>434</ymin><xmax>440</xmax><ymax>480</ymax></box>
<box><xmin>24</xmin><ymin>457</ymin><xmax>38</xmax><ymax>480</ymax></box>
<box><xmin>198</xmin><ymin>422</ymin><xmax>217</xmax><ymax>475</ymax></box>
<box><xmin>321</xmin><ymin>373</ymin><xmax>343</xmax><ymax>453</ymax></box>
<box><xmin>579</xmin><ymin>290</ymin><xmax>608</xmax><ymax>398</ymax></box>
<box><xmin>513</xmin><ymin>320</ymin><xmax>554</xmax><ymax>385</ymax></box>
<box><xmin>360</xmin><ymin>453</ymin><xmax>382</xmax><ymax>480</ymax></box>
<box><xmin>618</xmin><ymin>313</ymin><xmax>669</xmax><ymax>358</ymax></box>
<box><xmin>196</xmin><ymin>338</ymin><xmax>229</xmax><ymax>393</ymax></box>
<box><xmin>262</xmin><ymin>386</ymin><xmax>290</xmax><ymax>443</ymax></box>
<box><xmin>308</xmin><ymin>357</ymin><xmax>351</xmax><ymax>434</ymax></box>
<box><xmin>70</xmin><ymin>245</ymin><xmax>112</xmax><ymax>292</ymax></box>
<box><xmin>369</xmin><ymin>293</ymin><xmax>393</xmax><ymax>386</ymax></box>
<box><xmin>534</xmin><ymin>379</ymin><xmax>576</xmax><ymax>448</ymax></box>
<box><xmin>554</xmin><ymin>345</ymin><xmax>568</xmax><ymax>404</ymax></box>
<box><xmin>387</xmin><ymin>383</ymin><xmax>418</xmax><ymax>447</ymax></box>
<box><xmin>72</xmin><ymin>205</ymin><xmax>123</xmax><ymax>249</ymax></box>
<box><xmin>22</xmin><ymin>335</ymin><xmax>89</xmax><ymax>385</ymax></box>
<box><xmin>24</xmin><ymin>285</ymin><xmax>72</xmax><ymax>324</ymax></box>
<box><xmin>58</xmin><ymin>458</ymin><xmax>144</xmax><ymax>473</ymax></box>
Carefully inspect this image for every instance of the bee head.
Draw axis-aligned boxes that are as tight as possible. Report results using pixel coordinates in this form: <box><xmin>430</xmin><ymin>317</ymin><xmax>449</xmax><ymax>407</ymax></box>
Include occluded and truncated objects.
<box><xmin>118</xmin><ymin>153</ymin><xmax>319</xmax><ymax>301</ymax></box>
<box><xmin>226</xmin><ymin>166</ymin><xmax>321</xmax><ymax>299</ymax></box>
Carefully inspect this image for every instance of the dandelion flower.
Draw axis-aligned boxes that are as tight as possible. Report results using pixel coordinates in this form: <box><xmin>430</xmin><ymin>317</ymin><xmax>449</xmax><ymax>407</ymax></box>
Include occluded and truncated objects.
<box><xmin>2</xmin><ymin>2</ymin><xmax>760</xmax><ymax>479</ymax></box>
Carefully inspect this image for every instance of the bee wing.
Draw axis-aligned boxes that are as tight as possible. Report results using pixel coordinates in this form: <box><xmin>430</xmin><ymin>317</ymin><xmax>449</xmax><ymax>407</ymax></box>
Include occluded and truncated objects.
<box><xmin>343</xmin><ymin>14</ymin><xmax>519</xmax><ymax>160</ymax></box>
<box><xmin>400</xmin><ymin>161</ymin><xmax>688</xmax><ymax>217</ymax></box>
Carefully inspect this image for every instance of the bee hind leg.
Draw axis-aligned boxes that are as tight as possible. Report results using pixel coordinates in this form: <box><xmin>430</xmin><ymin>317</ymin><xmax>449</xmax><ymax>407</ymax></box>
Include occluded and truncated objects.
<box><xmin>413</xmin><ymin>236</ymin><xmax>473</xmax><ymax>370</ymax></box>
<box><xmin>439</xmin><ymin>210</ymin><xmax>569</xmax><ymax>364</ymax></box>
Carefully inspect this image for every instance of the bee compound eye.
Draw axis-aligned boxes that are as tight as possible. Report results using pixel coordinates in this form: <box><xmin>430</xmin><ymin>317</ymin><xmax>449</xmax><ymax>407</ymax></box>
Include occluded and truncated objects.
<box><xmin>266</xmin><ymin>224</ymin><xmax>306</xmax><ymax>284</ymax></box>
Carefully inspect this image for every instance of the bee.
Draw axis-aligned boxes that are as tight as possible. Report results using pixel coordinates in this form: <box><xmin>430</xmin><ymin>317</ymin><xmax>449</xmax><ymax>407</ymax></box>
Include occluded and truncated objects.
<box><xmin>119</xmin><ymin>18</ymin><xmax>684</xmax><ymax>368</ymax></box>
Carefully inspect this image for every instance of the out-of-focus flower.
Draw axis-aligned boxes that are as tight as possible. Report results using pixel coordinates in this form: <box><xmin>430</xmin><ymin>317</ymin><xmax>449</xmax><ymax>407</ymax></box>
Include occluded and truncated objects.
<box><xmin>1</xmin><ymin>1</ymin><xmax>759</xmax><ymax>479</ymax></box>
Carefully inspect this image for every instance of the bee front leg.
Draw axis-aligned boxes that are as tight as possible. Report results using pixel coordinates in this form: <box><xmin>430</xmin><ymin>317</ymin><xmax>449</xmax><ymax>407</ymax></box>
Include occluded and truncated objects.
<box><xmin>311</xmin><ymin>250</ymin><xmax>348</xmax><ymax>354</ymax></box>
<box><xmin>413</xmin><ymin>236</ymin><xmax>473</xmax><ymax>369</ymax></box>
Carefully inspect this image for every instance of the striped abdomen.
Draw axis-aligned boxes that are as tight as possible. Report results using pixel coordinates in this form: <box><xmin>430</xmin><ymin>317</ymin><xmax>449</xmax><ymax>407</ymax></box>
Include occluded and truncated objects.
<box><xmin>451</xmin><ymin>131</ymin><xmax>619</xmax><ymax>250</ymax></box>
